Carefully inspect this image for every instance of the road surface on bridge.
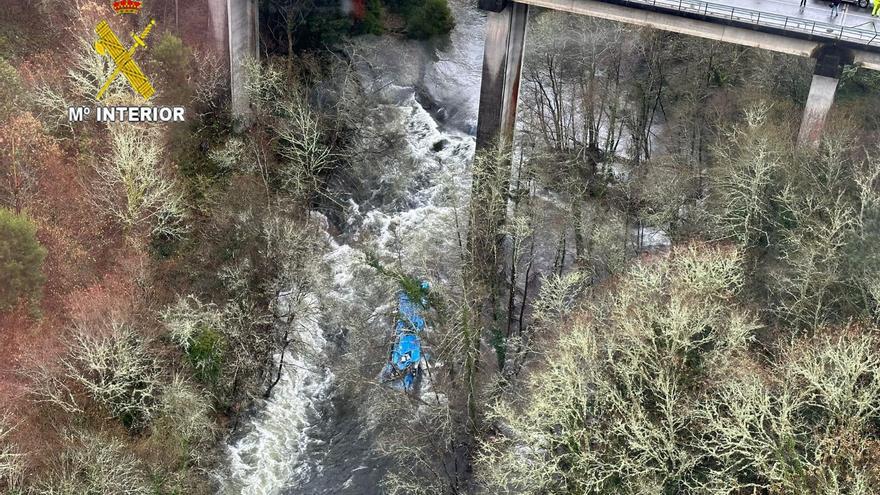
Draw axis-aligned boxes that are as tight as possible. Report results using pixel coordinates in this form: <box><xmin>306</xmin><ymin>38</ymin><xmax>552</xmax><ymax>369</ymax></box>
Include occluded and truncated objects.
<box><xmin>733</xmin><ymin>0</ymin><xmax>877</xmax><ymax>29</ymax></box>
<box><xmin>620</xmin><ymin>0</ymin><xmax>880</xmax><ymax>45</ymax></box>
<box><xmin>523</xmin><ymin>0</ymin><xmax>880</xmax><ymax>49</ymax></box>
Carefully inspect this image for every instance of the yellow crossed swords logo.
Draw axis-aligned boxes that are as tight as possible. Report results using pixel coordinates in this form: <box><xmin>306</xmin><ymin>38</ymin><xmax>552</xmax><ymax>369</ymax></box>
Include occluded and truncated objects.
<box><xmin>94</xmin><ymin>19</ymin><xmax>157</xmax><ymax>100</ymax></box>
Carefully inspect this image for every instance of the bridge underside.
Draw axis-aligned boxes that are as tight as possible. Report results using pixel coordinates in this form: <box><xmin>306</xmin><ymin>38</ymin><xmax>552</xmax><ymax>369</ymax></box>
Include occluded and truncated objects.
<box><xmin>516</xmin><ymin>0</ymin><xmax>880</xmax><ymax>70</ymax></box>
<box><xmin>475</xmin><ymin>0</ymin><xmax>876</xmax><ymax>150</ymax></box>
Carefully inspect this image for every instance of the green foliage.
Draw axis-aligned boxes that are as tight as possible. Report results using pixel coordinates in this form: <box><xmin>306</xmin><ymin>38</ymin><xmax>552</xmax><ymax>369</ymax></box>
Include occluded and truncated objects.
<box><xmin>405</xmin><ymin>0</ymin><xmax>455</xmax><ymax>39</ymax></box>
<box><xmin>380</xmin><ymin>0</ymin><xmax>455</xmax><ymax>38</ymax></box>
<box><xmin>151</xmin><ymin>34</ymin><xmax>191</xmax><ymax>82</ymax></box>
<box><xmin>490</xmin><ymin>327</ymin><xmax>506</xmax><ymax>369</ymax></box>
<box><xmin>149</xmin><ymin>33</ymin><xmax>195</xmax><ymax>107</ymax></box>
<box><xmin>0</xmin><ymin>57</ymin><xmax>22</xmax><ymax>121</ymax></box>
<box><xmin>384</xmin><ymin>0</ymin><xmax>419</xmax><ymax>12</ymax></box>
<box><xmin>161</xmin><ymin>293</ymin><xmax>272</xmax><ymax>409</ymax></box>
<box><xmin>0</xmin><ymin>208</ymin><xmax>46</xmax><ymax>311</ymax></box>
<box><xmin>171</xmin><ymin>114</ymin><xmax>231</xmax><ymax>184</ymax></box>
<box><xmin>262</xmin><ymin>0</ymin><xmax>353</xmax><ymax>52</ymax></box>
<box><xmin>365</xmin><ymin>251</ymin><xmax>433</xmax><ymax>309</ymax></box>
<box><xmin>356</xmin><ymin>0</ymin><xmax>386</xmax><ymax>35</ymax></box>
<box><xmin>838</xmin><ymin>65</ymin><xmax>880</xmax><ymax>101</ymax></box>
<box><xmin>186</xmin><ymin>324</ymin><xmax>225</xmax><ymax>385</ymax></box>
<box><xmin>302</xmin><ymin>12</ymin><xmax>353</xmax><ymax>49</ymax></box>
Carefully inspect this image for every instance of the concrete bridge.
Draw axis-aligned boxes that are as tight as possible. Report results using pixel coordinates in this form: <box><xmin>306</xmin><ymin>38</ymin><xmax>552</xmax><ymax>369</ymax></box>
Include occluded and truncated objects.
<box><xmin>476</xmin><ymin>0</ymin><xmax>880</xmax><ymax>148</ymax></box>
<box><xmin>208</xmin><ymin>0</ymin><xmax>258</xmax><ymax>119</ymax></box>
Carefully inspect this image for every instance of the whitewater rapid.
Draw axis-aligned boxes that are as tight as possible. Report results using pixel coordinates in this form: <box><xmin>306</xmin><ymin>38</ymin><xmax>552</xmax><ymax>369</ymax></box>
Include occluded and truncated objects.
<box><xmin>220</xmin><ymin>88</ymin><xmax>476</xmax><ymax>494</ymax></box>
<box><xmin>218</xmin><ymin>0</ymin><xmax>672</xmax><ymax>491</ymax></box>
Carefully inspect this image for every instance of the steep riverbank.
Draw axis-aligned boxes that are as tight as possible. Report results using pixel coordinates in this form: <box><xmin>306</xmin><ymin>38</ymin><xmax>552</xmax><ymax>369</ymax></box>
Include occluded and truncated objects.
<box><xmin>220</xmin><ymin>3</ymin><xmax>485</xmax><ymax>493</ymax></box>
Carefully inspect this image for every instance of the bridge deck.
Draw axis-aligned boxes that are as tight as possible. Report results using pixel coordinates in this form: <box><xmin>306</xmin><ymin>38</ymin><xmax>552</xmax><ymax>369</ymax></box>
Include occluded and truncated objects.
<box><xmin>523</xmin><ymin>0</ymin><xmax>880</xmax><ymax>49</ymax></box>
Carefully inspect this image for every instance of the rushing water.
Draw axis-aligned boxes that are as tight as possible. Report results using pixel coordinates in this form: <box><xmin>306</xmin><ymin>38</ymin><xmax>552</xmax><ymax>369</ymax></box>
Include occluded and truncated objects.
<box><xmin>221</xmin><ymin>3</ymin><xmax>485</xmax><ymax>494</ymax></box>
<box><xmin>219</xmin><ymin>1</ymin><xmax>673</xmax><ymax>491</ymax></box>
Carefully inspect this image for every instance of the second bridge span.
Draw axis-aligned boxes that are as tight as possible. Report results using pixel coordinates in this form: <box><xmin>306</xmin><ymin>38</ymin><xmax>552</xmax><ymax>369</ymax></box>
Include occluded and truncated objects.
<box><xmin>476</xmin><ymin>0</ymin><xmax>880</xmax><ymax>152</ymax></box>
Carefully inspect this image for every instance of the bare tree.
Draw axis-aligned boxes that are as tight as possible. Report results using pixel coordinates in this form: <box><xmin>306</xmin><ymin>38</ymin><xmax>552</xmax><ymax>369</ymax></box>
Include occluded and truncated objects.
<box><xmin>0</xmin><ymin>413</ymin><xmax>25</xmax><ymax>492</ymax></box>
<box><xmin>33</xmin><ymin>430</ymin><xmax>152</xmax><ymax>495</ymax></box>
<box><xmin>64</xmin><ymin>320</ymin><xmax>163</xmax><ymax>430</ymax></box>
<box><xmin>91</xmin><ymin>123</ymin><xmax>187</xmax><ymax>239</ymax></box>
<box><xmin>700</xmin><ymin>330</ymin><xmax>880</xmax><ymax>493</ymax></box>
<box><xmin>709</xmin><ymin>105</ymin><xmax>783</xmax><ymax>247</ymax></box>
<box><xmin>521</xmin><ymin>12</ymin><xmax>632</xmax><ymax>159</ymax></box>
<box><xmin>273</xmin><ymin>97</ymin><xmax>335</xmax><ymax>199</ymax></box>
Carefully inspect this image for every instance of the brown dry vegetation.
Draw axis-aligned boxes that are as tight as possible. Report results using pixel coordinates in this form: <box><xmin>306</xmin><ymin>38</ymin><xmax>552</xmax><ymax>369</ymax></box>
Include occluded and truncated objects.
<box><xmin>1</xmin><ymin>0</ymin><xmax>352</xmax><ymax>489</ymax></box>
<box><xmin>0</xmin><ymin>0</ymin><xmax>232</xmax><ymax>490</ymax></box>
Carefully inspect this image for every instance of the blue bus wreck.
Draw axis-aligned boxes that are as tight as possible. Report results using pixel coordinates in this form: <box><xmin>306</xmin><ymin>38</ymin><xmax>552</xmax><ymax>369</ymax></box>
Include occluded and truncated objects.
<box><xmin>380</xmin><ymin>282</ymin><xmax>431</xmax><ymax>394</ymax></box>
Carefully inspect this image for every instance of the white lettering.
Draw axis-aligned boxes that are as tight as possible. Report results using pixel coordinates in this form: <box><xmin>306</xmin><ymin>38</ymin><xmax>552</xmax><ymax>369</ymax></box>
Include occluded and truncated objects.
<box><xmin>67</xmin><ymin>106</ymin><xmax>91</xmax><ymax>122</ymax></box>
<box><xmin>73</xmin><ymin>106</ymin><xmax>187</xmax><ymax>124</ymax></box>
<box><xmin>97</xmin><ymin>107</ymin><xmax>114</xmax><ymax>122</ymax></box>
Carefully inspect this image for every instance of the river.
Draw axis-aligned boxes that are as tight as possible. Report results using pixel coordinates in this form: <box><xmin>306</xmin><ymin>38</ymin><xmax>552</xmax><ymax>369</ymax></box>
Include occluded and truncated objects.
<box><xmin>220</xmin><ymin>2</ymin><xmax>486</xmax><ymax>494</ymax></box>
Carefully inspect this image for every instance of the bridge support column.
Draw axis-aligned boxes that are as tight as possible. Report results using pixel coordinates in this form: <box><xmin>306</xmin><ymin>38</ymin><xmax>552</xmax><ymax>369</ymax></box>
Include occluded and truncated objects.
<box><xmin>208</xmin><ymin>0</ymin><xmax>227</xmax><ymax>55</ymax></box>
<box><xmin>227</xmin><ymin>0</ymin><xmax>259</xmax><ymax>123</ymax></box>
<box><xmin>476</xmin><ymin>1</ymin><xmax>529</xmax><ymax>150</ymax></box>
<box><xmin>469</xmin><ymin>1</ymin><xmax>529</xmax><ymax>327</ymax></box>
<box><xmin>797</xmin><ymin>48</ymin><xmax>848</xmax><ymax>147</ymax></box>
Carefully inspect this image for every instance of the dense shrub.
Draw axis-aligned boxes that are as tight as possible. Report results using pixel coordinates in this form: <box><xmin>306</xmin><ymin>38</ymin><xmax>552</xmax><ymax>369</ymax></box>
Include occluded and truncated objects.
<box><xmin>187</xmin><ymin>324</ymin><xmax>225</xmax><ymax>385</ymax></box>
<box><xmin>710</xmin><ymin>109</ymin><xmax>880</xmax><ymax>328</ymax></box>
<box><xmin>384</xmin><ymin>0</ymin><xmax>419</xmax><ymax>11</ymax></box>
<box><xmin>0</xmin><ymin>208</ymin><xmax>46</xmax><ymax>310</ymax></box>
<box><xmin>163</xmin><ymin>296</ymin><xmax>227</xmax><ymax>387</ymax></box>
<box><xmin>262</xmin><ymin>0</ymin><xmax>352</xmax><ymax>52</ymax></box>
<box><xmin>477</xmin><ymin>246</ymin><xmax>880</xmax><ymax>493</ymax></box>
<box><xmin>0</xmin><ymin>57</ymin><xmax>21</xmax><ymax>120</ymax></box>
<box><xmin>357</xmin><ymin>0</ymin><xmax>385</xmax><ymax>35</ymax></box>
<box><xmin>146</xmin><ymin>374</ymin><xmax>216</xmax><ymax>484</ymax></box>
<box><xmin>151</xmin><ymin>34</ymin><xmax>190</xmax><ymax>79</ymax></box>
<box><xmin>478</xmin><ymin>245</ymin><xmax>753</xmax><ymax>493</ymax></box>
<box><xmin>161</xmin><ymin>294</ymin><xmax>272</xmax><ymax>408</ymax></box>
<box><xmin>406</xmin><ymin>0</ymin><xmax>455</xmax><ymax>39</ymax></box>
<box><xmin>149</xmin><ymin>33</ymin><xmax>194</xmax><ymax>105</ymax></box>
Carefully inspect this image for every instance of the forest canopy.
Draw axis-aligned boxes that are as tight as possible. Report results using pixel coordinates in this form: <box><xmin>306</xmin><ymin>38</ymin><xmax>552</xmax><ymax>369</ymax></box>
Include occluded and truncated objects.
<box><xmin>477</xmin><ymin>245</ymin><xmax>880</xmax><ymax>493</ymax></box>
<box><xmin>260</xmin><ymin>0</ymin><xmax>455</xmax><ymax>54</ymax></box>
<box><xmin>0</xmin><ymin>208</ymin><xmax>45</xmax><ymax>310</ymax></box>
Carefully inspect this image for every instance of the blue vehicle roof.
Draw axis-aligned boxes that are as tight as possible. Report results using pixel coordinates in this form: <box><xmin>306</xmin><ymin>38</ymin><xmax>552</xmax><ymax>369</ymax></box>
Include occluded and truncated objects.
<box><xmin>391</xmin><ymin>334</ymin><xmax>422</xmax><ymax>371</ymax></box>
<box><xmin>396</xmin><ymin>291</ymin><xmax>427</xmax><ymax>332</ymax></box>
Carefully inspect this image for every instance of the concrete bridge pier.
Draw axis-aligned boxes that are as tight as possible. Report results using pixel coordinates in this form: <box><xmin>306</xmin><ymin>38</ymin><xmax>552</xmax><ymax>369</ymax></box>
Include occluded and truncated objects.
<box><xmin>208</xmin><ymin>0</ymin><xmax>258</xmax><ymax>122</ymax></box>
<box><xmin>468</xmin><ymin>1</ymin><xmax>529</xmax><ymax>308</ymax></box>
<box><xmin>476</xmin><ymin>0</ymin><xmax>529</xmax><ymax>150</ymax></box>
<box><xmin>797</xmin><ymin>47</ymin><xmax>851</xmax><ymax>147</ymax></box>
<box><xmin>226</xmin><ymin>0</ymin><xmax>259</xmax><ymax>121</ymax></box>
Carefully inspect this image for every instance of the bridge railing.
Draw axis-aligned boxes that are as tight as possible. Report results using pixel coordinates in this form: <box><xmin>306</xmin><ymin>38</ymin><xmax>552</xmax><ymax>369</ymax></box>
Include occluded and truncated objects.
<box><xmin>615</xmin><ymin>0</ymin><xmax>880</xmax><ymax>47</ymax></box>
